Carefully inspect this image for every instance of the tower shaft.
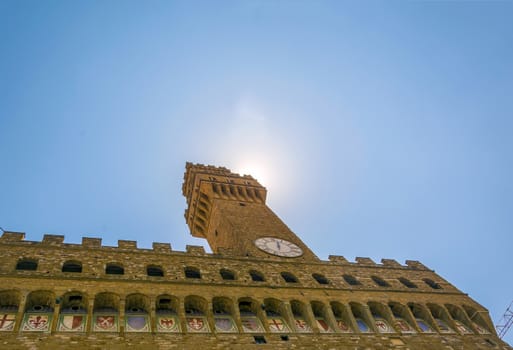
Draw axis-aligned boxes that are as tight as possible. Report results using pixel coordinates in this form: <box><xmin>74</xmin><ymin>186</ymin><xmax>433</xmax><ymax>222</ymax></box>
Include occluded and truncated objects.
<box><xmin>182</xmin><ymin>163</ymin><xmax>318</xmax><ymax>260</ymax></box>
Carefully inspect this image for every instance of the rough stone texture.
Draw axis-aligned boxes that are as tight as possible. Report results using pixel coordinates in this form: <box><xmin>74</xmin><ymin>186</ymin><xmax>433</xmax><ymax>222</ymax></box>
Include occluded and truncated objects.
<box><xmin>0</xmin><ymin>333</ymin><xmax>510</xmax><ymax>350</ymax></box>
<box><xmin>0</xmin><ymin>163</ymin><xmax>511</xmax><ymax>349</ymax></box>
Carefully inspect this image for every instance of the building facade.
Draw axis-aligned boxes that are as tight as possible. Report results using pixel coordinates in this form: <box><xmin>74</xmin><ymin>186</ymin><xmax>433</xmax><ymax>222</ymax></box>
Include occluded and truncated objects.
<box><xmin>0</xmin><ymin>163</ymin><xmax>510</xmax><ymax>349</ymax></box>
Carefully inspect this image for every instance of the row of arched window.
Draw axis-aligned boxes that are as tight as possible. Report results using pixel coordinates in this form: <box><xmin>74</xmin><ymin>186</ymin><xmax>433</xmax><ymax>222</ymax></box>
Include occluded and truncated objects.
<box><xmin>14</xmin><ymin>258</ymin><xmax>443</xmax><ymax>290</ymax></box>
<box><xmin>0</xmin><ymin>290</ymin><xmax>491</xmax><ymax>336</ymax></box>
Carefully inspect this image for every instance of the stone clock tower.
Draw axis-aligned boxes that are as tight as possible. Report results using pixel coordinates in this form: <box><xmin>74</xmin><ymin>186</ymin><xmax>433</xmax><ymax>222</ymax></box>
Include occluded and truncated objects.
<box><xmin>182</xmin><ymin>162</ymin><xmax>318</xmax><ymax>261</ymax></box>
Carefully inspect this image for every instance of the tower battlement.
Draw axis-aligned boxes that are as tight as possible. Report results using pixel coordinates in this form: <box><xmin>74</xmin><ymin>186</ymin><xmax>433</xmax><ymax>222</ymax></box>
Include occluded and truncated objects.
<box><xmin>182</xmin><ymin>163</ymin><xmax>267</xmax><ymax>241</ymax></box>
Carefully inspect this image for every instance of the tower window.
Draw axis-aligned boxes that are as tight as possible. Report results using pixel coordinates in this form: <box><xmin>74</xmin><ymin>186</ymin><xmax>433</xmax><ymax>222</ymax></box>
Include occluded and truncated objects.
<box><xmin>312</xmin><ymin>273</ymin><xmax>330</xmax><ymax>285</ymax></box>
<box><xmin>371</xmin><ymin>276</ymin><xmax>390</xmax><ymax>287</ymax></box>
<box><xmin>342</xmin><ymin>274</ymin><xmax>361</xmax><ymax>286</ymax></box>
<box><xmin>62</xmin><ymin>261</ymin><xmax>82</xmax><ymax>273</ymax></box>
<box><xmin>249</xmin><ymin>270</ymin><xmax>265</xmax><ymax>282</ymax></box>
<box><xmin>147</xmin><ymin>265</ymin><xmax>164</xmax><ymax>277</ymax></box>
<box><xmin>185</xmin><ymin>266</ymin><xmax>201</xmax><ymax>279</ymax></box>
<box><xmin>106</xmin><ymin>263</ymin><xmax>124</xmax><ymax>275</ymax></box>
<box><xmin>398</xmin><ymin>277</ymin><xmax>417</xmax><ymax>288</ymax></box>
<box><xmin>423</xmin><ymin>278</ymin><xmax>442</xmax><ymax>289</ymax></box>
<box><xmin>220</xmin><ymin>269</ymin><xmax>235</xmax><ymax>280</ymax></box>
<box><xmin>281</xmin><ymin>272</ymin><xmax>298</xmax><ymax>283</ymax></box>
<box><xmin>16</xmin><ymin>259</ymin><xmax>38</xmax><ymax>271</ymax></box>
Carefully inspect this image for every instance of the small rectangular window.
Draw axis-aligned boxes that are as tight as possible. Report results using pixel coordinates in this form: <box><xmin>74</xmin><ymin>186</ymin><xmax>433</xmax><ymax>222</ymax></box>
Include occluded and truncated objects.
<box><xmin>185</xmin><ymin>267</ymin><xmax>201</xmax><ymax>279</ymax></box>
<box><xmin>254</xmin><ymin>336</ymin><xmax>267</xmax><ymax>344</ymax></box>
<box><xmin>16</xmin><ymin>260</ymin><xmax>38</xmax><ymax>271</ymax></box>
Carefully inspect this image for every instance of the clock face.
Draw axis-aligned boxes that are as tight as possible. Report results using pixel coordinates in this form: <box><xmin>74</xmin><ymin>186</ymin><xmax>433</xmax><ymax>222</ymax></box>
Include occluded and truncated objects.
<box><xmin>254</xmin><ymin>237</ymin><xmax>303</xmax><ymax>257</ymax></box>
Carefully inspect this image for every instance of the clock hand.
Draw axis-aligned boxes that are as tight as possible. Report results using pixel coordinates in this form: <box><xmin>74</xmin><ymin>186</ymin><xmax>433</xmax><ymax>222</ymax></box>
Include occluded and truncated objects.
<box><xmin>276</xmin><ymin>241</ymin><xmax>281</xmax><ymax>250</ymax></box>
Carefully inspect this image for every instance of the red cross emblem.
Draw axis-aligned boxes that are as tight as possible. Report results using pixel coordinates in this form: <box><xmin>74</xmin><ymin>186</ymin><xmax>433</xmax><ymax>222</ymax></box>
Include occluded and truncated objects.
<box><xmin>0</xmin><ymin>314</ymin><xmax>16</xmax><ymax>330</ymax></box>
<box><xmin>268</xmin><ymin>317</ymin><xmax>285</xmax><ymax>331</ymax></box>
<box><xmin>295</xmin><ymin>319</ymin><xmax>309</xmax><ymax>330</ymax></box>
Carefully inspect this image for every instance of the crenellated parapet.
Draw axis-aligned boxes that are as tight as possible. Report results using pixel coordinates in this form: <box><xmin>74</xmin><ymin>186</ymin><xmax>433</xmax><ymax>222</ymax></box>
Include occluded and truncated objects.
<box><xmin>0</xmin><ymin>231</ymin><xmax>182</xmax><ymax>254</ymax></box>
<box><xmin>0</xmin><ymin>231</ymin><xmax>25</xmax><ymax>242</ymax></box>
<box><xmin>0</xmin><ymin>231</ymin><xmax>430</xmax><ymax>271</ymax></box>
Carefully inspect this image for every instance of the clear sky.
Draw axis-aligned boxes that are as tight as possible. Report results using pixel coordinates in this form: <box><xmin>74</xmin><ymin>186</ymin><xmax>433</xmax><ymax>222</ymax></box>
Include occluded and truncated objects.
<box><xmin>1</xmin><ymin>0</ymin><xmax>512</xmax><ymax>343</ymax></box>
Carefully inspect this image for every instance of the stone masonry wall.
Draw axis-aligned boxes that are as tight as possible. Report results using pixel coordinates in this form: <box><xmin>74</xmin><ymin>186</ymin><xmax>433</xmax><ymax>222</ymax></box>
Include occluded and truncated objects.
<box><xmin>0</xmin><ymin>232</ymin><xmax>510</xmax><ymax>350</ymax></box>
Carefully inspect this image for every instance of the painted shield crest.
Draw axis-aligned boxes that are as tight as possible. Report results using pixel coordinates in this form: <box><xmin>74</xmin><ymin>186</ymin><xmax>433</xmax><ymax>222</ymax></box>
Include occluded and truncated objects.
<box><xmin>241</xmin><ymin>317</ymin><xmax>264</xmax><ymax>333</ymax></box>
<box><xmin>375</xmin><ymin>318</ymin><xmax>392</xmax><ymax>333</ymax></box>
<box><xmin>294</xmin><ymin>318</ymin><xmax>312</xmax><ymax>332</ymax></box>
<box><xmin>94</xmin><ymin>315</ymin><xmax>117</xmax><ymax>332</ymax></box>
<box><xmin>215</xmin><ymin>316</ymin><xmax>237</xmax><ymax>332</ymax></box>
<box><xmin>416</xmin><ymin>318</ymin><xmax>434</xmax><ymax>333</ymax></box>
<box><xmin>0</xmin><ymin>314</ymin><xmax>16</xmax><ymax>331</ymax></box>
<box><xmin>23</xmin><ymin>314</ymin><xmax>50</xmax><ymax>332</ymax></box>
<box><xmin>356</xmin><ymin>318</ymin><xmax>370</xmax><ymax>332</ymax></box>
<box><xmin>157</xmin><ymin>316</ymin><xmax>180</xmax><ymax>332</ymax></box>
<box><xmin>268</xmin><ymin>317</ymin><xmax>289</xmax><ymax>332</ymax></box>
<box><xmin>395</xmin><ymin>318</ymin><xmax>414</xmax><ymax>333</ymax></box>
<box><xmin>186</xmin><ymin>317</ymin><xmax>209</xmax><ymax>332</ymax></box>
<box><xmin>59</xmin><ymin>315</ymin><xmax>85</xmax><ymax>332</ymax></box>
<box><xmin>316</xmin><ymin>318</ymin><xmax>332</xmax><ymax>333</ymax></box>
<box><xmin>473</xmin><ymin>322</ymin><xmax>489</xmax><ymax>334</ymax></box>
<box><xmin>454</xmin><ymin>320</ymin><xmax>472</xmax><ymax>334</ymax></box>
<box><xmin>126</xmin><ymin>315</ymin><xmax>149</xmax><ymax>332</ymax></box>
<box><xmin>435</xmin><ymin>318</ymin><xmax>453</xmax><ymax>333</ymax></box>
<box><xmin>336</xmin><ymin>319</ymin><xmax>351</xmax><ymax>332</ymax></box>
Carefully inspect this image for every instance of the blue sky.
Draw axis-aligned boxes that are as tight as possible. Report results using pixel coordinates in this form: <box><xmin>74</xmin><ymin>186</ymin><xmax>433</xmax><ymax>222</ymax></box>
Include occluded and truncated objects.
<box><xmin>1</xmin><ymin>0</ymin><xmax>512</xmax><ymax>343</ymax></box>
